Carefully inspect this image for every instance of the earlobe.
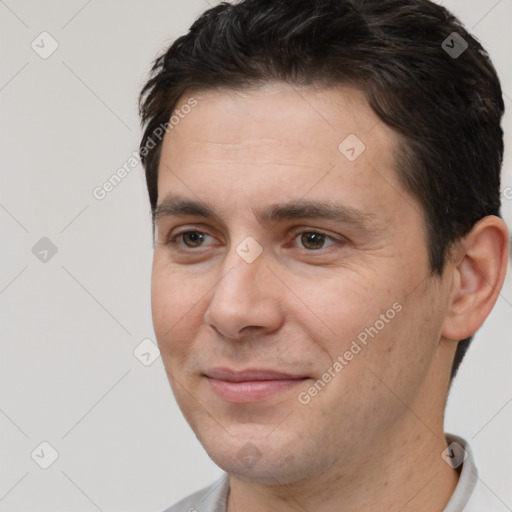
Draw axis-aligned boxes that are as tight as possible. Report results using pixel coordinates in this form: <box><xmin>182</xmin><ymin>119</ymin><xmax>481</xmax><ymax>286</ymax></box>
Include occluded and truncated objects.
<box><xmin>441</xmin><ymin>215</ymin><xmax>509</xmax><ymax>341</ymax></box>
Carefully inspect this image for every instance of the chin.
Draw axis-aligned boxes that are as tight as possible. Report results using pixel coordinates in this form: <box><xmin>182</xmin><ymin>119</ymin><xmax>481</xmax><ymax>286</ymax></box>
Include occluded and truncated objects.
<box><xmin>198</xmin><ymin>426</ymin><xmax>328</xmax><ymax>486</ymax></box>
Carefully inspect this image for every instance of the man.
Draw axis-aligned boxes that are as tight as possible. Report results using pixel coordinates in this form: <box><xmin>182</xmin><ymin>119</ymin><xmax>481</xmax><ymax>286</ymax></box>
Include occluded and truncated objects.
<box><xmin>138</xmin><ymin>0</ymin><xmax>509</xmax><ymax>510</ymax></box>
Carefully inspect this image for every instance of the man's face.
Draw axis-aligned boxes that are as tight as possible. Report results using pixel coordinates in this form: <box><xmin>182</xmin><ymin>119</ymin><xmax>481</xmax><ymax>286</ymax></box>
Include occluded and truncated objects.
<box><xmin>151</xmin><ymin>83</ymin><xmax>453</xmax><ymax>484</ymax></box>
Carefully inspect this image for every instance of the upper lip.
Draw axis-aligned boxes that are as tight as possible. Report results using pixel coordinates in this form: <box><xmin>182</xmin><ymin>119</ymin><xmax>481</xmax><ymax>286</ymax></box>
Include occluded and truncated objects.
<box><xmin>204</xmin><ymin>367</ymin><xmax>308</xmax><ymax>382</ymax></box>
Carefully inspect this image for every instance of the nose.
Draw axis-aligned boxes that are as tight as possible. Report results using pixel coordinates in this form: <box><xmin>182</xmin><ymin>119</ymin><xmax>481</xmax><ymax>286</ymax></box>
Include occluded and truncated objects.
<box><xmin>203</xmin><ymin>245</ymin><xmax>284</xmax><ymax>341</ymax></box>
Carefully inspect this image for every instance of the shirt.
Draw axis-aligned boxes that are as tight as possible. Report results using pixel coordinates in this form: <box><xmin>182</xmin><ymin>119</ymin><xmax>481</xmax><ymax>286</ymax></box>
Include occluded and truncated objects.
<box><xmin>163</xmin><ymin>434</ymin><xmax>509</xmax><ymax>512</ymax></box>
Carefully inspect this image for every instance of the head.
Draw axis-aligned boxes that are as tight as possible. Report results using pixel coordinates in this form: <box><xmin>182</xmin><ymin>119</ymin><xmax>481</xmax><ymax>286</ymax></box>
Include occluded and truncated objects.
<box><xmin>139</xmin><ymin>0</ymin><xmax>508</xmax><ymax>485</ymax></box>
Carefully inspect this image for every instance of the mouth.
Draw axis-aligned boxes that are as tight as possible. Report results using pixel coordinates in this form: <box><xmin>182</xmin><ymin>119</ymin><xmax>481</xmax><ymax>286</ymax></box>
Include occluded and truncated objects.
<box><xmin>203</xmin><ymin>367</ymin><xmax>310</xmax><ymax>403</ymax></box>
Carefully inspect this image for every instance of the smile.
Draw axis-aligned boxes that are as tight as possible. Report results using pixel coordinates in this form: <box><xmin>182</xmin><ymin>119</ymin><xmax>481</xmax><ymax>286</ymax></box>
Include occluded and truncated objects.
<box><xmin>204</xmin><ymin>368</ymin><xmax>309</xmax><ymax>403</ymax></box>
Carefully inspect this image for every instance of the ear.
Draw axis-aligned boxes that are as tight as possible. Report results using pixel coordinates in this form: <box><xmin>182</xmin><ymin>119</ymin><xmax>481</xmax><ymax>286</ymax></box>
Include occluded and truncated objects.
<box><xmin>441</xmin><ymin>215</ymin><xmax>510</xmax><ymax>341</ymax></box>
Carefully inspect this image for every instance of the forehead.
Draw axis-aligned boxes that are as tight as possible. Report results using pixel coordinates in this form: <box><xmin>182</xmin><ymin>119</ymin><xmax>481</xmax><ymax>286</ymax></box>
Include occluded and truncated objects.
<box><xmin>166</xmin><ymin>82</ymin><xmax>390</xmax><ymax>161</ymax></box>
<box><xmin>156</xmin><ymin>82</ymin><xmax>417</xmax><ymax>227</ymax></box>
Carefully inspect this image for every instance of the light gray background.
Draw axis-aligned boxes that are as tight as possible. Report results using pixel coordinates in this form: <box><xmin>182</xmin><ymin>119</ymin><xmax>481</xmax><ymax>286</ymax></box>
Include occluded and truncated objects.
<box><xmin>1</xmin><ymin>1</ymin><xmax>511</xmax><ymax>511</ymax></box>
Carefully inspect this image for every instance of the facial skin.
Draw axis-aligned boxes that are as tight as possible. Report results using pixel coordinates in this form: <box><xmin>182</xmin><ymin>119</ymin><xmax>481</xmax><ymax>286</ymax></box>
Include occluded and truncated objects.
<box><xmin>151</xmin><ymin>83</ymin><xmax>508</xmax><ymax>511</ymax></box>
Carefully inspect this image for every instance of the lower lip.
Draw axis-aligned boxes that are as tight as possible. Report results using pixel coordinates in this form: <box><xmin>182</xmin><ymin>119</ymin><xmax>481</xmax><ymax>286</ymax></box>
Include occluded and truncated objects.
<box><xmin>207</xmin><ymin>377</ymin><xmax>307</xmax><ymax>402</ymax></box>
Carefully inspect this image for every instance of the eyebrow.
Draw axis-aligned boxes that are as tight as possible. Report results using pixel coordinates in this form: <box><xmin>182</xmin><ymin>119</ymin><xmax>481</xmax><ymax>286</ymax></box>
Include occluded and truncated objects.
<box><xmin>154</xmin><ymin>195</ymin><xmax>376</xmax><ymax>229</ymax></box>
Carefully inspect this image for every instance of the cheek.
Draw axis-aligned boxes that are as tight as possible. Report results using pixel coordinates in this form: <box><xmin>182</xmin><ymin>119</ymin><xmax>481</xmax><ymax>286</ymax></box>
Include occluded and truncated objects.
<box><xmin>286</xmin><ymin>270</ymin><xmax>395</xmax><ymax>353</ymax></box>
<box><xmin>150</xmin><ymin>259</ymin><xmax>205</xmax><ymax>356</ymax></box>
<box><xmin>353</xmin><ymin>286</ymin><xmax>445</xmax><ymax>395</ymax></box>
<box><xmin>297</xmin><ymin>269</ymin><xmax>433</xmax><ymax>389</ymax></box>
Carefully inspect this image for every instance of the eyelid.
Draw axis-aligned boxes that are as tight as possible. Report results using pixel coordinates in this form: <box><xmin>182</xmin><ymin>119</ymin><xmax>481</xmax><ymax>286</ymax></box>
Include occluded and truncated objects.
<box><xmin>167</xmin><ymin>227</ymin><xmax>217</xmax><ymax>247</ymax></box>
<box><xmin>168</xmin><ymin>224</ymin><xmax>341</xmax><ymax>238</ymax></box>
<box><xmin>161</xmin><ymin>223</ymin><xmax>214</xmax><ymax>243</ymax></box>
<box><xmin>288</xmin><ymin>226</ymin><xmax>339</xmax><ymax>239</ymax></box>
<box><xmin>287</xmin><ymin>228</ymin><xmax>340</xmax><ymax>250</ymax></box>
<box><xmin>167</xmin><ymin>225</ymin><xmax>344</xmax><ymax>251</ymax></box>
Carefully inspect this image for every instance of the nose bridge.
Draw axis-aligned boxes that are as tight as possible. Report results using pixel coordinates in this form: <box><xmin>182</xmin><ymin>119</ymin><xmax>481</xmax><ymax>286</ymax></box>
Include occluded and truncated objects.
<box><xmin>217</xmin><ymin>225</ymin><xmax>267</xmax><ymax>287</ymax></box>
<box><xmin>213</xmin><ymin>236</ymin><xmax>267</xmax><ymax>308</ymax></box>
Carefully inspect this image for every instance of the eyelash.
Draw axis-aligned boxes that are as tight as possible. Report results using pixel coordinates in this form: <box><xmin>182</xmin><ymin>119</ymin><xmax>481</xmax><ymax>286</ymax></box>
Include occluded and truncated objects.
<box><xmin>166</xmin><ymin>228</ymin><xmax>341</xmax><ymax>252</ymax></box>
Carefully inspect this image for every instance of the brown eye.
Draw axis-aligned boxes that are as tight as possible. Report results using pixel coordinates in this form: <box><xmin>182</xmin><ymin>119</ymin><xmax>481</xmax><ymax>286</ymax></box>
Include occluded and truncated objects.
<box><xmin>170</xmin><ymin>231</ymin><xmax>213</xmax><ymax>248</ymax></box>
<box><xmin>295</xmin><ymin>231</ymin><xmax>336</xmax><ymax>251</ymax></box>
<box><xmin>182</xmin><ymin>232</ymin><xmax>206</xmax><ymax>247</ymax></box>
